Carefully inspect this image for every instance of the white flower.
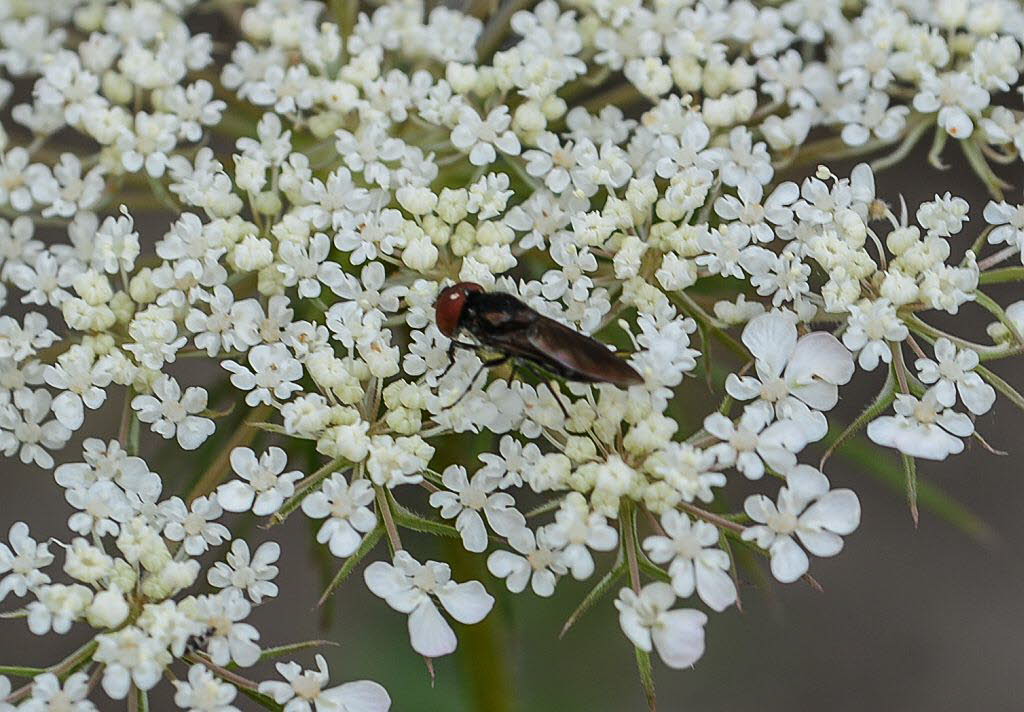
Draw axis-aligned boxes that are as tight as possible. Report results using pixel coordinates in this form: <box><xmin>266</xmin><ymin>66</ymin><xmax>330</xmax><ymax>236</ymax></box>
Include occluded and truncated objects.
<box><xmin>725</xmin><ymin>311</ymin><xmax>854</xmax><ymax>440</ymax></box>
<box><xmin>132</xmin><ymin>375</ymin><xmax>215</xmax><ymax>450</ymax></box>
<box><xmin>277</xmin><ymin>232</ymin><xmax>333</xmax><ymax>299</ymax></box>
<box><xmin>983</xmin><ymin>200</ymin><xmax>1024</xmax><ymax>250</ymax></box>
<box><xmin>842</xmin><ymin>299</ymin><xmax>908</xmax><ymax>370</ymax></box>
<box><xmin>837</xmin><ymin>91</ymin><xmax>909</xmax><ymax>146</ymax></box>
<box><xmin>742</xmin><ymin>466</ymin><xmax>861</xmax><ymax>583</ymax></box>
<box><xmin>86</xmin><ymin>585</ymin><xmax>129</xmax><ymax>629</ymax></box>
<box><xmin>173</xmin><ymin>664</ymin><xmax>240</xmax><ymax>712</ymax></box>
<box><xmin>217</xmin><ymin>446</ymin><xmax>303</xmax><ymax>516</ymax></box>
<box><xmin>544</xmin><ymin>492</ymin><xmax>617</xmax><ymax>580</ymax></box>
<box><xmin>223</xmin><ymin>343</ymin><xmax>303</xmax><ymax>406</ymax></box>
<box><xmin>43</xmin><ymin>345</ymin><xmax>112</xmax><ymax>430</ymax></box>
<box><xmin>912</xmin><ymin>70</ymin><xmax>989</xmax><ymax>139</ymax></box>
<box><xmin>92</xmin><ymin>210</ymin><xmax>141</xmax><ymax>275</ymax></box>
<box><xmin>450</xmin><ymin>106</ymin><xmax>520</xmax><ymax>166</ymax></box>
<box><xmin>643</xmin><ymin>443</ymin><xmax>724</xmax><ymax>504</ymax></box>
<box><xmin>185</xmin><ymin>286</ymin><xmax>262</xmax><ymax>356</ymax></box>
<box><xmin>364</xmin><ymin>551</ymin><xmax>494</xmax><ymax>657</ymax></box>
<box><xmin>704</xmin><ymin>403</ymin><xmax>808</xmax><ymax>480</ymax></box>
<box><xmin>915</xmin><ymin>338</ymin><xmax>995</xmax><ymax>415</ymax></box>
<box><xmin>713</xmin><ymin>178</ymin><xmax>798</xmax><ymax>244</ymax></box>
<box><xmin>428</xmin><ymin>465</ymin><xmax>526</xmax><ymax>552</ymax></box>
<box><xmin>477</xmin><ymin>436</ymin><xmax>543</xmax><ymax>488</ymax></box>
<box><xmin>20</xmin><ymin>672</ymin><xmax>96</xmax><ymax>712</ymax></box>
<box><xmin>916</xmin><ymin>192</ymin><xmax>969</xmax><ymax>237</ymax></box>
<box><xmin>717</xmin><ymin>127</ymin><xmax>773</xmax><ymax>187</ymax></box>
<box><xmin>118</xmin><ymin>111</ymin><xmax>179</xmax><ymax>177</ymax></box>
<box><xmin>26</xmin><ymin>583</ymin><xmax>91</xmax><ymax>635</ymax></box>
<box><xmin>0</xmin><ymin>521</ymin><xmax>53</xmax><ymax>601</ymax></box>
<box><xmin>366</xmin><ymin>435</ymin><xmax>431</xmax><ymax>488</ymax></box>
<box><xmin>64</xmin><ymin>480</ymin><xmax>133</xmax><ymax>537</ymax></box>
<box><xmin>487</xmin><ymin>526</ymin><xmax>566</xmax><ymax>596</ymax></box>
<box><xmin>615</xmin><ymin>583</ymin><xmax>707</xmax><ymax>669</ymax></box>
<box><xmin>643</xmin><ymin>511</ymin><xmax>736</xmax><ymax>612</ymax></box>
<box><xmin>183</xmin><ymin>590</ymin><xmax>261</xmax><ymax>668</ymax></box>
<box><xmin>868</xmin><ymin>388</ymin><xmax>975</xmax><ymax>460</ymax></box>
<box><xmin>163</xmin><ymin>495</ymin><xmax>230</xmax><ymax>556</ymax></box>
<box><xmin>208</xmin><ymin>539</ymin><xmax>280</xmax><ymax>604</ymax></box>
<box><xmin>54</xmin><ymin>438</ymin><xmax>161</xmax><ymax>501</ymax></box>
<box><xmin>94</xmin><ymin>627</ymin><xmax>170</xmax><ymax>699</ymax></box>
<box><xmin>0</xmin><ymin>388</ymin><xmax>71</xmax><ymax>468</ymax></box>
<box><xmin>0</xmin><ymin>312</ymin><xmax>56</xmax><ymax>361</ymax></box>
<box><xmin>302</xmin><ymin>474</ymin><xmax>377</xmax><ymax>558</ymax></box>
<box><xmin>258</xmin><ymin>654</ymin><xmax>390</xmax><ymax>712</ymax></box>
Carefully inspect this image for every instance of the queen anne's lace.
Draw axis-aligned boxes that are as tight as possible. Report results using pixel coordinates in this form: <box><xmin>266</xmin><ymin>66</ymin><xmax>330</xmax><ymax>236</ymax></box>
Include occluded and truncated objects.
<box><xmin>0</xmin><ymin>0</ymin><xmax>1021</xmax><ymax>708</ymax></box>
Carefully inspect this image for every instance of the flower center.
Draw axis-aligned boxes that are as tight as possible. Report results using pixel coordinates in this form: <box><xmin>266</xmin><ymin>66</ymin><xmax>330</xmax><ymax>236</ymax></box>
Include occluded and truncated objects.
<box><xmin>411</xmin><ymin>568</ymin><xmax>438</xmax><ymax>593</ymax></box>
<box><xmin>730</xmin><ymin>427</ymin><xmax>758</xmax><ymax>453</ymax></box>
<box><xmin>767</xmin><ymin>510</ymin><xmax>799</xmax><ymax>535</ymax></box>
<box><xmin>913</xmin><ymin>400</ymin><xmax>939</xmax><ymax>424</ymax></box>
<box><xmin>674</xmin><ymin>533</ymin><xmax>703</xmax><ymax>560</ymax></box>
<box><xmin>293</xmin><ymin>671</ymin><xmax>323</xmax><ymax>700</ymax></box>
<box><xmin>459</xmin><ymin>486</ymin><xmax>487</xmax><ymax>511</ymax></box>
<box><xmin>759</xmin><ymin>377</ymin><xmax>789</xmax><ymax>403</ymax></box>
<box><xmin>528</xmin><ymin>548</ymin><xmax>555</xmax><ymax>570</ymax></box>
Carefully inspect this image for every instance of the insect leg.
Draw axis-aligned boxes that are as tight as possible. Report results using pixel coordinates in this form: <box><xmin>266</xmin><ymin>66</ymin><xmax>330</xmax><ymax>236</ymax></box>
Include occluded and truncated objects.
<box><xmin>541</xmin><ymin>379</ymin><xmax>574</xmax><ymax>425</ymax></box>
<box><xmin>436</xmin><ymin>339</ymin><xmax>485</xmax><ymax>382</ymax></box>
<box><xmin>443</xmin><ymin>354</ymin><xmax>511</xmax><ymax>409</ymax></box>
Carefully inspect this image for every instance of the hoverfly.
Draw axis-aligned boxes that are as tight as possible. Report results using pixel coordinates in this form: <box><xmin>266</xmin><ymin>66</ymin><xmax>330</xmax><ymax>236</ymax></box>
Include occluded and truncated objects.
<box><xmin>434</xmin><ymin>282</ymin><xmax>642</xmax><ymax>409</ymax></box>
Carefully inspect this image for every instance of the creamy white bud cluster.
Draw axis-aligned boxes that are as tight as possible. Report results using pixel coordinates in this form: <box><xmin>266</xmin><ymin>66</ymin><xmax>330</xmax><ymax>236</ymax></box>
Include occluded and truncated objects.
<box><xmin>0</xmin><ymin>0</ymin><xmax>1022</xmax><ymax>709</ymax></box>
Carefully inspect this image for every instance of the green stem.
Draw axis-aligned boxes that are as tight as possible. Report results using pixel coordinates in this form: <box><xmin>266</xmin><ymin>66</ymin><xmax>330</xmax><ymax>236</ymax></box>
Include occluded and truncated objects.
<box><xmin>476</xmin><ymin>0</ymin><xmax>537</xmax><ymax>61</ymax></box>
<box><xmin>973</xmin><ymin>290</ymin><xmax>1024</xmax><ymax>347</ymax></box>
<box><xmin>978</xmin><ymin>266</ymin><xmax>1024</xmax><ymax>284</ymax></box>
<box><xmin>621</xmin><ymin>502</ymin><xmax>642</xmax><ymax>592</ymax></box>
<box><xmin>670</xmin><ymin>291</ymin><xmax>747</xmax><ymax>361</ymax></box>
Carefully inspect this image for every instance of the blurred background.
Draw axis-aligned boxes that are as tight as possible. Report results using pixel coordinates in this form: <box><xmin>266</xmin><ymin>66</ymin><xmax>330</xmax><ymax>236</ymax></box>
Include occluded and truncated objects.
<box><xmin>3</xmin><ymin>68</ymin><xmax>1023</xmax><ymax>712</ymax></box>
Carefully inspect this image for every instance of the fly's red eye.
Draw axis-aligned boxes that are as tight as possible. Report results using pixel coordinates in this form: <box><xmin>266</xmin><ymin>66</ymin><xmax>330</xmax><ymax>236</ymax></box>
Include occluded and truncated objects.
<box><xmin>435</xmin><ymin>282</ymin><xmax>482</xmax><ymax>337</ymax></box>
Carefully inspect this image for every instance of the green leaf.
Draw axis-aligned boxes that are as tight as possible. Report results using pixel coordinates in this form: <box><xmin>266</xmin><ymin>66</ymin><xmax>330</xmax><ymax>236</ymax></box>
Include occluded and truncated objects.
<box><xmin>250</xmin><ymin>421</ymin><xmax>294</xmax><ymax>436</ymax></box>
<box><xmin>560</xmin><ymin>561</ymin><xmax>625</xmax><ymax>639</ymax></box>
<box><xmin>636</xmin><ymin>556</ymin><xmax>671</xmax><ymax>584</ymax></box>
<box><xmin>835</xmin><ymin>436</ymin><xmax>995</xmax><ymax>543</ymax></box>
<box><xmin>0</xmin><ymin>665</ymin><xmax>45</xmax><ymax>678</ymax></box>
<box><xmin>318</xmin><ymin>525</ymin><xmax>384</xmax><ymax>606</ymax></box>
<box><xmin>389</xmin><ymin>501</ymin><xmax>498</xmax><ymax>543</ymax></box>
<box><xmin>237</xmin><ymin>686</ymin><xmax>285</xmax><ymax>711</ymax></box>
<box><xmin>821</xmin><ymin>368</ymin><xmax>896</xmax><ymax>468</ymax></box>
<box><xmin>227</xmin><ymin>640</ymin><xmax>339</xmax><ymax>670</ymax></box>
<box><xmin>634</xmin><ymin>646</ymin><xmax>657</xmax><ymax>712</ymax></box>
<box><xmin>901</xmin><ymin>453</ymin><xmax>919</xmax><ymax>527</ymax></box>
<box><xmin>525</xmin><ymin>499</ymin><xmax>561</xmax><ymax>519</ymax></box>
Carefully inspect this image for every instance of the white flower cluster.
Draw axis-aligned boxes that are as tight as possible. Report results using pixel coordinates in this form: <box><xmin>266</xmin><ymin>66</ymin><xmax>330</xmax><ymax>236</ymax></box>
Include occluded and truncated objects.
<box><xmin>0</xmin><ymin>440</ymin><xmax>388</xmax><ymax>711</ymax></box>
<box><xmin>0</xmin><ymin>0</ymin><xmax>1022</xmax><ymax>708</ymax></box>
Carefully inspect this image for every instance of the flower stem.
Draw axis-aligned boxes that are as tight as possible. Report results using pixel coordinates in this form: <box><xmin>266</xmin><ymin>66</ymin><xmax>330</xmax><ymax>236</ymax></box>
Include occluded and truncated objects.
<box><xmin>621</xmin><ymin>503</ymin><xmax>641</xmax><ymax>592</ymax></box>
<box><xmin>678</xmin><ymin>501</ymin><xmax>745</xmax><ymax>533</ymax></box>
<box><xmin>375</xmin><ymin>487</ymin><xmax>403</xmax><ymax>553</ymax></box>
<box><xmin>977</xmin><ymin>246</ymin><xmax>1022</xmax><ymax>271</ymax></box>
<box><xmin>185</xmin><ymin>653</ymin><xmax>260</xmax><ymax>692</ymax></box>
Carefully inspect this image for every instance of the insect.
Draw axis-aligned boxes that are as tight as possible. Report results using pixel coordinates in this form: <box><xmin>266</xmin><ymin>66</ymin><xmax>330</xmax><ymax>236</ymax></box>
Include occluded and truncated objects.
<box><xmin>434</xmin><ymin>282</ymin><xmax>642</xmax><ymax>409</ymax></box>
